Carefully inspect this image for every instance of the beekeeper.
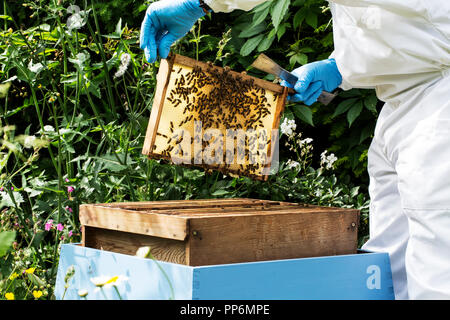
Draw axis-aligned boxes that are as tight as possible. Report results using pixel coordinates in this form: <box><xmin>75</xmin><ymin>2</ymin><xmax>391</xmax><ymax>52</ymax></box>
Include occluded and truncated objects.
<box><xmin>139</xmin><ymin>0</ymin><xmax>450</xmax><ymax>300</ymax></box>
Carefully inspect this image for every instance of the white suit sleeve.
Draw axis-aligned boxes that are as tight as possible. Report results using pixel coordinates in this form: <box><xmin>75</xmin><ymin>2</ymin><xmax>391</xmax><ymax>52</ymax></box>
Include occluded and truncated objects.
<box><xmin>204</xmin><ymin>0</ymin><xmax>268</xmax><ymax>13</ymax></box>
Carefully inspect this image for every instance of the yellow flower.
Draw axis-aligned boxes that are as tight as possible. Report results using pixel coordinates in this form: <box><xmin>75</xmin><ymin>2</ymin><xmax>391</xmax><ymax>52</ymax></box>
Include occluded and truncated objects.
<box><xmin>32</xmin><ymin>290</ymin><xmax>43</xmax><ymax>299</ymax></box>
<box><xmin>5</xmin><ymin>292</ymin><xmax>14</xmax><ymax>300</ymax></box>
<box><xmin>105</xmin><ymin>276</ymin><xmax>119</xmax><ymax>285</ymax></box>
<box><xmin>9</xmin><ymin>272</ymin><xmax>19</xmax><ymax>280</ymax></box>
<box><xmin>25</xmin><ymin>267</ymin><xmax>36</xmax><ymax>274</ymax></box>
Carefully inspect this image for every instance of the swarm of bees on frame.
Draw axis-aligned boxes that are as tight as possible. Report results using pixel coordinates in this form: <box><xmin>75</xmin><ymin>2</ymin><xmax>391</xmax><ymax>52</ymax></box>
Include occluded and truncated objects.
<box><xmin>153</xmin><ymin>62</ymin><xmax>281</xmax><ymax>179</ymax></box>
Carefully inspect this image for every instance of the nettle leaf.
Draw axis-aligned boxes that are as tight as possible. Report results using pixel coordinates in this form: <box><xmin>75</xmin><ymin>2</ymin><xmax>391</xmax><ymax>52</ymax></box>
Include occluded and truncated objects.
<box><xmin>271</xmin><ymin>0</ymin><xmax>291</xmax><ymax>30</ymax></box>
<box><xmin>238</xmin><ymin>22</ymin><xmax>266</xmax><ymax>38</ymax></box>
<box><xmin>0</xmin><ymin>231</ymin><xmax>16</xmax><ymax>257</ymax></box>
<box><xmin>257</xmin><ymin>33</ymin><xmax>276</xmax><ymax>52</ymax></box>
<box><xmin>293</xmin><ymin>105</ymin><xmax>314</xmax><ymax>126</ymax></box>
<box><xmin>253</xmin><ymin>0</ymin><xmax>273</xmax><ymax>12</ymax></box>
<box><xmin>347</xmin><ymin>101</ymin><xmax>363</xmax><ymax>127</ymax></box>
<box><xmin>240</xmin><ymin>34</ymin><xmax>265</xmax><ymax>56</ymax></box>
<box><xmin>251</xmin><ymin>6</ymin><xmax>271</xmax><ymax>27</ymax></box>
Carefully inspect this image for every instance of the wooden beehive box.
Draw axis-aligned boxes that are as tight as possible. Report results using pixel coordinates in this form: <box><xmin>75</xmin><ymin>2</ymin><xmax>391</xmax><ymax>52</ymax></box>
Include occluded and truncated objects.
<box><xmin>142</xmin><ymin>54</ymin><xmax>290</xmax><ymax>181</ymax></box>
<box><xmin>80</xmin><ymin>198</ymin><xmax>360</xmax><ymax>266</ymax></box>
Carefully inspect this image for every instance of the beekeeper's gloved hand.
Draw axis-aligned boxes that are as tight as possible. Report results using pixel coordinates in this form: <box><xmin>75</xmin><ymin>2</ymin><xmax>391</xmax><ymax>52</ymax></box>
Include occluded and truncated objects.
<box><xmin>281</xmin><ymin>59</ymin><xmax>342</xmax><ymax>106</ymax></box>
<box><xmin>140</xmin><ymin>0</ymin><xmax>207</xmax><ymax>63</ymax></box>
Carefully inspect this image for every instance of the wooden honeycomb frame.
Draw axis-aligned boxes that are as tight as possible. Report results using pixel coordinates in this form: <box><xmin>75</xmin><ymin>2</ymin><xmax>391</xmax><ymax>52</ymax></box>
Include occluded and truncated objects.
<box><xmin>142</xmin><ymin>54</ymin><xmax>290</xmax><ymax>181</ymax></box>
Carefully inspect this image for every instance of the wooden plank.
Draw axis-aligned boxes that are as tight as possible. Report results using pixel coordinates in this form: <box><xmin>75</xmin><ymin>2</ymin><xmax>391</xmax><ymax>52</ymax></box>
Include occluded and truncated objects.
<box><xmin>95</xmin><ymin>198</ymin><xmax>291</xmax><ymax>210</ymax></box>
<box><xmin>83</xmin><ymin>226</ymin><xmax>187</xmax><ymax>264</ymax></box>
<box><xmin>123</xmin><ymin>205</ymin><xmax>350</xmax><ymax>217</ymax></box>
<box><xmin>173</xmin><ymin>54</ymin><xmax>285</xmax><ymax>94</ymax></box>
<box><xmin>79</xmin><ymin>204</ymin><xmax>188</xmax><ymax>240</ymax></box>
<box><xmin>98</xmin><ymin>198</ymin><xmax>270</xmax><ymax>207</ymax></box>
<box><xmin>142</xmin><ymin>56</ymin><xmax>175</xmax><ymax>156</ymax></box>
<box><xmin>187</xmin><ymin>210</ymin><xmax>359</xmax><ymax>266</ymax></box>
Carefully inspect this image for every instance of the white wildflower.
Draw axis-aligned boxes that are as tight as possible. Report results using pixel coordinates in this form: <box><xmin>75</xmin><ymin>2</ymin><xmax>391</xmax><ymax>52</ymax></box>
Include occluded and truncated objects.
<box><xmin>280</xmin><ymin>118</ymin><xmax>296</xmax><ymax>137</ymax></box>
<box><xmin>136</xmin><ymin>246</ymin><xmax>151</xmax><ymax>259</ymax></box>
<box><xmin>320</xmin><ymin>150</ymin><xmax>338</xmax><ymax>170</ymax></box>
<box><xmin>299</xmin><ymin>137</ymin><xmax>313</xmax><ymax>147</ymax></box>
<box><xmin>78</xmin><ymin>289</ymin><xmax>88</xmax><ymax>298</ymax></box>
<box><xmin>24</xmin><ymin>135</ymin><xmax>36</xmax><ymax>148</ymax></box>
<box><xmin>114</xmin><ymin>53</ymin><xmax>131</xmax><ymax>79</ymax></box>
<box><xmin>90</xmin><ymin>275</ymin><xmax>110</xmax><ymax>288</ymax></box>
<box><xmin>43</xmin><ymin>125</ymin><xmax>55</xmax><ymax>132</ymax></box>
<box><xmin>28</xmin><ymin>60</ymin><xmax>44</xmax><ymax>74</ymax></box>
<box><xmin>286</xmin><ymin>159</ymin><xmax>301</xmax><ymax>171</ymax></box>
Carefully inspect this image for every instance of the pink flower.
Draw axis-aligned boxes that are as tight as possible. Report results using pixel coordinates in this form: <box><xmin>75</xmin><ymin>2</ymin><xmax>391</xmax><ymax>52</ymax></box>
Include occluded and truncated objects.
<box><xmin>67</xmin><ymin>186</ymin><xmax>74</xmax><ymax>193</ymax></box>
<box><xmin>60</xmin><ymin>236</ymin><xmax>64</xmax><ymax>241</ymax></box>
<box><xmin>11</xmin><ymin>187</ymin><xmax>14</xmax><ymax>191</ymax></box>
<box><xmin>0</xmin><ymin>187</ymin><xmax>4</xmax><ymax>191</ymax></box>
<box><xmin>56</xmin><ymin>223</ymin><xmax>64</xmax><ymax>231</ymax></box>
<box><xmin>65</xmin><ymin>178</ymin><xmax>70</xmax><ymax>183</ymax></box>
<box><xmin>65</xmin><ymin>206</ymin><xmax>73</xmax><ymax>213</ymax></box>
<box><xmin>68</xmin><ymin>230</ymin><xmax>73</xmax><ymax>237</ymax></box>
<box><xmin>45</xmin><ymin>219</ymin><xmax>53</xmax><ymax>231</ymax></box>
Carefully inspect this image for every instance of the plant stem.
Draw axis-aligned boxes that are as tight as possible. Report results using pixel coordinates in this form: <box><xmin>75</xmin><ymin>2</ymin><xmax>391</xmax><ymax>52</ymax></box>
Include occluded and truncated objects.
<box><xmin>86</xmin><ymin>0</ymin><xmax>118</xmax><ymax>119</ymax></box>
<box><xmin>83</xmin><ymin>81</ymin><xmax>136</xmax><ymax>201</ymax></box>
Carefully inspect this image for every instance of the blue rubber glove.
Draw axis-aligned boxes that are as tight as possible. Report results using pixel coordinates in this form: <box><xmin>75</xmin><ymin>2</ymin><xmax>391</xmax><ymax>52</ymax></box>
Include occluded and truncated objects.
<box><xmin>140</xmin><ymin>0</ymin><xmax>206</xmax><ymax>63</ymax></box>
<box><xmin>281</xmin><ymin>59</ymin><xmax>342</xmax><ymax>106</ymax></box>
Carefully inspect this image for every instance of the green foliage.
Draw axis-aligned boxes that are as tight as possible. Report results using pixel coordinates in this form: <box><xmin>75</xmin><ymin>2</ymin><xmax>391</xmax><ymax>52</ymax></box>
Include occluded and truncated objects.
<box><xmin>0</xmin><ymin>231</ymin><xmax>15</xmax><ymax>257</ymax></box>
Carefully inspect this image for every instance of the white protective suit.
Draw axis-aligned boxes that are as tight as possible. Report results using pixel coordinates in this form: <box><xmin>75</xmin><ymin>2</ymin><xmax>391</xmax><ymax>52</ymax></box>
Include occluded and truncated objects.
<box><xmin>205</xmin><ymin>0</ymin><xmax>450</xmax><ymax>299</ymax></box>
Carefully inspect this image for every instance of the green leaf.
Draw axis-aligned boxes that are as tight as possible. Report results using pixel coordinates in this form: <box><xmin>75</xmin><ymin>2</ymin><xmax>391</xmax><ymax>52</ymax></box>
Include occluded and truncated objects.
<box><xmin>276</xmin><ymin>23</ymin><xmax>289</xmax><ymax>40</ymax></box>
<box><xmin>281</xmin><ymin>108</ymin><xmax>295</xmax><ymax>123</ymax></box>
<box><xmin>253</xmin><ymin>1</ymin><xmax>273</xmax><ymax>12</ymax></box>
<box><xmin>293</xmin><ymin>105</ymin><xmax>314</xmax><ymax>126</ymax></box>
<box><xmin>240</xmin><ymin>34</ymin><xmax>265</xmax><ymax>56</ymax></box>
<box><xmin>293</xmin><ymin>8</ymin><xmax>307</xmax><ymax>29</ymax></box>
<box><xmin>364</xmin><ymin>94</ymin><xmax>378</xmax><ymax>113</ymax></box>
<box><xmin>211</xmin><ymin>189</ymin><xmax>230</xmax><ymax>196</ymax></box>
<box><xmin>289</xmin><ymin>52</ymin><xmax>308</xmax><ymax>66</ymax></box>
<box><xmin>347</xmin><ymin>101</ymin><xmax>363</xmax><ymax>127</ymax></box>
<box><xmin>238</xmin><ymin>23</ymin><xmax>266</xmax><ymax>38</ymax></box>
<box><xmin>0</xmin><ymin>15</ymin><xmax>12</xmax><ymax>21</ymax></box>
<box><xmin>332</xmin><ymin>98</ymin><xmax>358</xmax><ymax>118</ymax></box>
<box><xmin>257</xmin><ymin>33</ymin><xmax>276</xmax><ymax>52</ymax></box>
<box><xmin>359</xmin><ymin>123</ymin><xmax>375</xmax><ymax>143</ymax></box>
<box><xmin>305</xmin><ymin>12</ymin><xmax>318</xmax><ymax>29</ymax></box>
<box><xmin>27</xmin><ymin>273</ymin><xmax>46</xmax><ymax>287</ymax></box>
<box><xmin>271</xmin><ymin>0</ymin><xmax>291</xmax><ymax>30</ymax></box>
<box><xmin>251</xmin><ymin>7</ymin><xmax>270</xmax><ymax>27</ymax></box>
<box><xmin>0</xmin><ymin>231</ymin><xmax>16</xmax><ymax>257</ymax></box>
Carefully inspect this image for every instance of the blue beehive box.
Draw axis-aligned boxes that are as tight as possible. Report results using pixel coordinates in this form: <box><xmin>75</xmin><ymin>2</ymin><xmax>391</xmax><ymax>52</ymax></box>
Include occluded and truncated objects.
<box><xmin>55</xmin><ymin>243</ymin><xmax>394</xmax><ymax>300</ymax></box>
